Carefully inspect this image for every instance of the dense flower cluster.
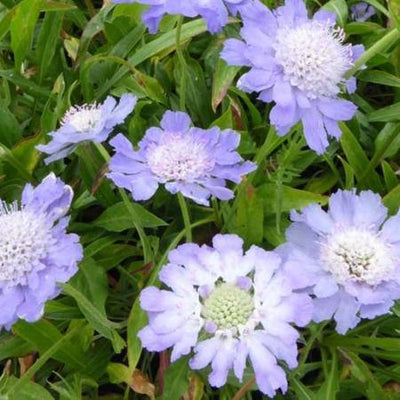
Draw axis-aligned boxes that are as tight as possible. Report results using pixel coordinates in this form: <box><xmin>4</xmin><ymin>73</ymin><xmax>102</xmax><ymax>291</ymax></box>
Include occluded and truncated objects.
<box><xmin>139</xmin><ymin>234</ymin><xmax>312</xmax><ymax>396</ymax></box>
<box><xmin>281</xmin><ymin>190</ymin><xmax>400</xmax><ymax>333</ymax></box>
<box><xmin>221</xmin><ymin>0</ymin><xmax>363</xmax><ymax>154</ymax></box>
<box><xmin>37</xmin><ymin>94</ymin><xmax>137</xmax><ymax>164</ymax></box>
<box><xmin>0</xmin><ymin>174</ymin><xmax>82</xmax><ymax>329</ymax></box>
<box><xmin>107</xmin><ymin>110</ymin><xmax>256</xmax><ymax>205</ymax></box>
<box><xmin>112</xmin><ymin>0</ymin><xmax>252</xmax><ymax>33</ymax></box>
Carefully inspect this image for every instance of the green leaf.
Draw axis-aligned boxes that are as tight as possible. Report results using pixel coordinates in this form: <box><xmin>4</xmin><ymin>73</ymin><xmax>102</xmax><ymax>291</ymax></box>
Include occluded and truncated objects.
<box><xmin>10</xmin><ymin>0</ymin><xmax>41</xmax><ymax>70</ymax></box>
<box><xmin>369</xmin><ymin>102</ymin><xmax>400</xmax><ymax>122</ymax></box>
<box><xmin>0</xmin><ymin>376</ymin><xmax>54</xmax><ymax>400</ymax></box>
<box><xmin>358</xmin><ymin>69</ymin><xmax>400</xmax><ymax>88</ymax></box>
<box><xmin>212</xmin><ymin>59</ymin><xmax>240</xmax><ymax>112</ymax></box>
<box><xmin>382</xmin><ymin>184</ymin><xmax>400</xmax><ymax>214</ymax></box>
<box><xmin>290</xmin><ymin>377</ymin><xmax>315</xmax><ymax>400</ymax></box>
<box><xmin>0</xmin><ymin>105</ymin><xmax>22</xmax><ymax>147</ymax></box>
<box><xmin>258</xmin><ymin>184</ymin><xmax>328</xmax><ymax>214</ymax></box>
<box><xmin>162</xmin><ymin>357</ymin><xmax>190</xmax><ymax>400</ymax></box>
<box><xmin>62</xmin><ymin>278</ymin><xmax>126</xmax><ymax>353</ymax></box>
<box><xmin>95</xmin><ymin>201</ymin><xmax>167</xmax><ymax>231</ymax></box>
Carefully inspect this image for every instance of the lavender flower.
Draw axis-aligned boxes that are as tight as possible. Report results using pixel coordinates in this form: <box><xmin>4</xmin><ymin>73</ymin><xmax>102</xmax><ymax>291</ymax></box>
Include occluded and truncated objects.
<box><xmin>139</xmin><ymin>234</ymin><xmax>312</xmax><ymax>396</ymax></box>
<box><xmin>350</xmin><ymin>2</ymin><xmax>375</xmax><ymax>22</ymax></box>
<box><xmin>112</xmin><ymin>0</ymin><xmax>252</xmax><ymax>33</ymax></box>
<box><xmin>281</xmin><ymin>190</ymin><xmax>400</xmax><ymax>334</ymax></box>
<box><xmin>0</xmin><ymin>173</ymin><xmax>82</xmax><ymax>329</ymax></box>
<box><xmin>37</xmin><ymin>94</ymin><xmax>137</xmax><ymax>164</ymax></box>
<box><xmin>221</xmin><ymin>0</ymin><xmax>364</xmax><ymax>154</ymax></box>
<box><xmin>107</xmin><ymin>110</ymin><xmax>255</xmax><ymax>206</ymax></box>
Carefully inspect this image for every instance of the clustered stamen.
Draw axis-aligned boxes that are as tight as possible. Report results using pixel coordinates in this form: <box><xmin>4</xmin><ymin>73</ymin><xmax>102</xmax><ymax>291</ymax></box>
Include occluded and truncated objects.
<box><xmin>0</xmin><ymin>203</ymin><xmax>51</xmax><ymax>286</ymax></box>
<box><xmin>274</xmin><ymin>20</ymin><xmax>353</xmax><ymax>98</ymax></box>
<box><xmin>62</xmin><ymin>104</ymin><xmax>102</xmax><ymax>133</ymax></box>
<box><xmin>146</xmin><ymin>135</ymin><xmax>215</xmax><ymax>182</ymax></box>
<box><xmin>320</xmin><ymin>228</ymin><xmax>396</xmax><ymax>286</ymax></box>
<box><xmin>201</xmin><ymin>283</ymin><xmax>254</xmax><ymax>331</ymax></box>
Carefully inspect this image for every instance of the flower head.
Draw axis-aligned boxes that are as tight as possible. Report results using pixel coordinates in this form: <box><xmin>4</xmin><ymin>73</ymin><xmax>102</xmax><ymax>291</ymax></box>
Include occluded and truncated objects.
<box><xmin>112</xmin><ymin>0</ymin><xmax>252</xmax><ymax>33</ymax></box>
<box><xmin>350</xmin><ymin>2</ymin><xmax>375</xmax><ymax>22</ymax></box>
<box><xmin>139</xmin><ymin>234</ymin><xmax>312</xmax><ymax>396</ymax></box>
<box><xmin>37</xmin><ymin>94</ymin><xmax>137</xmax><ymax>164</ymax></box>
<box><xmin>0</xmin><ymin>173</ymin><xmax>82</xmax><ymax>329</ymax></box>
<box><xmin>281</xmin><ymin>189</ymin><xmax>400</xmax><ymax>334</ymax></box>
<box><xmin>221</xmin><ymin>0</ymin><xmax>364</xmax><ymax>154</ymax></box>
<box><xmin>107</xmin><ymin>110</ymin><xmax>255</xmax><ymax>205</ymax></box>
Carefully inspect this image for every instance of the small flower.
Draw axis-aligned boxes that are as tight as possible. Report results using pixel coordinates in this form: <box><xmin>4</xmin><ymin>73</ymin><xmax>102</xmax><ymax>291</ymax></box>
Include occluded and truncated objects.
<box><xmin>221</xmin><ymin>0</ymin><xmax>364</xmax><ymax>154</ymax></box>
<box><xmin>281</xmin><ymin>189</ymin><xmax>400</xmax><ymax>334</ymax></box>
<box><xmin>0</xmin><ymin>173</ymin><xmax>82</xmax><ymax>329</ymax></box>
<box><xmin>112</xmin><ymin>0</ymin><xmax>252</xmax><ymax>33</ymax></box>
<box><xmin>37</xmin><ymin>94</ymin><xmax>137</xmax><ymax>164</ymax></box>
<box><xmin>107</xmin><ymin>110</ymin><xmax>255</xmax><ymax>205</ymax></box>
<box><xmin>350</xmin><ymin>2</ymin><xmax>375</xmax><ymax>22</ymax></box>
<box><xmin>139</xmin><ymin>234</ymin><xmax>312</xmax><ymax>396</ymax></box>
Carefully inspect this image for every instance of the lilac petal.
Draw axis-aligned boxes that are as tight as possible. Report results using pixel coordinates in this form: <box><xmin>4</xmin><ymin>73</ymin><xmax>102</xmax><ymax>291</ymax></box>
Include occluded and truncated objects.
<box><xmin>190</xmin><ymin>338</ymin><xmax>219</xmax><ymax>370</ymax></box>
<box><xmin>312</xmin><ymin>294</ymin><xmax>340</xmax><ymax>323</ymax></box>
<box><xmin>323</xmin><ymin>117</ymin><xmax>342</xmax><ymax>139</ymax></box>
<box><xmin>160</xmin><ymin>110</ymin><xmax>191</xmax><ymax>132</ymax></box>
<box><xmin>140</xmin><ymin>287</ymin><xmax>179</xmax><ymax>312</ymax></box>
<box><xmin>301</xmin><ymin>107</ymin><xmax>329</xmax><ymax>154</ymax></box>
<box><xmin>359</xmin><ymin>300</ymin><xmax>393</xmax><ymax>319</ymax></box>
<box><xmin>221</xmin><ymin>39</ymin><xmax>251</xmax><ymax>66</ymax></box>
<box><xmin>317</xmin><ymin>98</ymin><xmax>357</xmax><ymax>121</ymax></box>
<box><xmin>334</xmin><ymin>293</ymin><xmax>360</xmax><ymax>334</ymax></box>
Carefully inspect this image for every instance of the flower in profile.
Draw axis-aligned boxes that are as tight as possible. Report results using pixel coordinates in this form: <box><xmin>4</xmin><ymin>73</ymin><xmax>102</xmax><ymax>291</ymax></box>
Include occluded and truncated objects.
<box><xmin>221</xmin><ymin>0</ymin><xmax>364</xmax><ymax>154</ymax></box>
<box><xmin>350</xmin><ymin>2</ymin><xmax>375</xmax><ymax>22</ymax></box>
<box><xmin>281</xmin><ymin>190</ymin><xmax>400</xmax><ymax>334</ymax></box>
<box><xmin>37</xmin><ymin>94</ymin><xmax>137</xmax><ymax>164</ymax></box>
<box><xmin>139</xmin><ymin>234</ymin><xmax>312</xmax><ymax>396</ymax></box>
<box><xmin>107</xmin><ymin>110</ymin><xmax>255</xmax><ymax>205</ymax></box>
<box><xmin>112</xmin><ymin>0</ymin><xmax>252</xmax><ymax>33</ymax></box>
<box><xmin>0</xmin><ymin>173</ymin><xmax>82</xmax><ymax>329</ymax></box>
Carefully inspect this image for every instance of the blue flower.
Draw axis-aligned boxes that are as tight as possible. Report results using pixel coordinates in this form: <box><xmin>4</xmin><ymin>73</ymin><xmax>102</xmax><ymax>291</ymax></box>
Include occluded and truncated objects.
<box><xmin>0</xmin><ymin>173</ymin><xmax>82</xmax><ymax>329</ymax></box>
<box><xmin>112</xmin><ymin>0</ymin><xmax>252</xmax><ymax>33</ymax></box>
<box><xmin>280</xmin><ymin>190</ymin><xmax>400</xmax><ymax>334</ymax></box>
<box><xmin>37</xmin><ymin>94</ymin><xmax>137</xmax><ymax>164</ymax></box>
<box><xmin>107</xmin><ymin>110</ymin><xmax>255</xmax><ymax>206</ymax></box>
<box><xmin>350</xmin><ymin>2</ymin><xmax>375</xmax><ymax>22</ymax></box>
<box><xmin>221</xmin><ymin>0</ymin><xmax>364</xmax><ymax>154</ymax></box>
<box><xmin>139</xmin><ymin>234</ymin><xmax>312</xmax><ymax>396</ymax></box>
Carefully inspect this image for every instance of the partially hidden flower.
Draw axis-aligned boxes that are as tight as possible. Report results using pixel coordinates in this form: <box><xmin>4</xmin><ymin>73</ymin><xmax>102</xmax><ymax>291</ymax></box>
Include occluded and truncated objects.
<box><xmin>221</xmin><ymin>0</ymin><xmax>364</xmax><ymax>154</ymax></box>
<box><xmin>112</xmin><ymin>0</ymin><xmax>253</xmax><ymax>33</ymax></box>
<box><xmin>0</xmin><ymin>173</ymin><xmax>82</xmax><ymax>329</ymax></box>
<box><xmin>139</xmin><ymin>234</ymin><xmax>312</xmax><ymax>396</ymax></box>
<box><xmin>350</xmin><ymin>2</ymin><xmax>375</xmax><ymax>22</ymax></box>
<box><xmin>107</xmin><ymin>110</ymin><xmax>256</xmax><ymax>206</ymax></box>
<box><xmin>37</xmin><ymin>94</ymin><xmax>137</xmax><ymax>164</ymax></box>
<box><xmin>280</xmin><ymin>189</ymin><xmax>400</xmax><ymax>334</ymax></box>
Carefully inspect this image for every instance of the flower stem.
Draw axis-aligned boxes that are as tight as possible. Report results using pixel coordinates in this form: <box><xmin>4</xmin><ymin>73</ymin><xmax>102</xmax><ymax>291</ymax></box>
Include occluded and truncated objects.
<box><xmin>346</xmin><ymin>28</ymin><xmax>400</xmax><ymax>78</ymax></box>
<box><xmin>176</xmin><ymin>16</ymin><xmax>187</xmax><ymax>111</ymax></box>
<box><xmin>177</xmin><ymin>192</ymin><xmax>192</xmax><ymax>242</ymax></box>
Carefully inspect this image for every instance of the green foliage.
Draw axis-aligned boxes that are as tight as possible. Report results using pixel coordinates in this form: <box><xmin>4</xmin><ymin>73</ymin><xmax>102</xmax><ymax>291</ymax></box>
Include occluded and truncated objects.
<box><xmin>0</xmin><ymin>0</ymin><xmax>400</xmax><ymax>399</ymax></box>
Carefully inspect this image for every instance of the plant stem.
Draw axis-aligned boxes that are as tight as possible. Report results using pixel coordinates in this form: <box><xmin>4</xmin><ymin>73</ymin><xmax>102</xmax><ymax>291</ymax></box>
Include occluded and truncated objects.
<box><xmin>177</xmin><ymin>192</ymin><xmax>192</xmax><ymax>242</ymax></box>
<box><xmin>346</xmin><ymin>28</ymin><xmax>400</xmax><ymax>78</ymax></box>
<box><xmin>176</xmin><ymin>16</ymin><xmax>187</xmax><ymax>111</ymax></box>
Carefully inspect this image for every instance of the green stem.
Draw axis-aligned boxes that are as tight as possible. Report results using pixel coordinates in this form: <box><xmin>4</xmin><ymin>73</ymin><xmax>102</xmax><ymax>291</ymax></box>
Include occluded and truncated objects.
<box><xmin>176</xmin><ymin>16</ymin><xmax>187</xmax><ymax>111</ymax></box>
<box><xmin>177</xmin><ymin>192</ymin><xmax>192</xmax><ymax>242</ymax></box>
<box><xmin>119</xmin><ymin>188</ymin><xmax>152</xmax><ymax>264</ymax></box>
<box><xmin>346</xmin><ymin>28</ymin><xmax>400</xmax><ymax>78</ymax></box>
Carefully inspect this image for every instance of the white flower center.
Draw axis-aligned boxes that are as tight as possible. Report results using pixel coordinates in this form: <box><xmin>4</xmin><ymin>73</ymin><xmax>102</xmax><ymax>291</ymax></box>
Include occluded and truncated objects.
<box><xmin>0</xmin><ymin>204</ymin><xmax>51</xmax><ymax>286</ymax></box>
<box><xmin>274</xmin><ymin>20</ymin><xmax>353</xmax><ymax>98</ymax></box>
<box><xmin>146</xmin><ymin>135</ymin><xmax>215</xmax><ymax>182</ymax></box>
<box><xmin>202</xmin><ymin>283</ymin><xmax>254</xmax><ymax>330</ymax></box>
<box><xmin>320</xmin><ymin>228</ymin><xmax>396</xmax><ymax>286</ymax></box>
<box><xmin>62</xmin><ymin>104</ymin><xmax>102</xmax><ymax>133</ymax></box>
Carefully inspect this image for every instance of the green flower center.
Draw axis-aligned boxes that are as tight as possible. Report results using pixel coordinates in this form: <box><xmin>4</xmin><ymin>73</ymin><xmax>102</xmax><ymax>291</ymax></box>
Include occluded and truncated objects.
<box><xmin>201</xmin><ymin>283</ymin><xmax>254</xmax><ymax>330</ymax></box>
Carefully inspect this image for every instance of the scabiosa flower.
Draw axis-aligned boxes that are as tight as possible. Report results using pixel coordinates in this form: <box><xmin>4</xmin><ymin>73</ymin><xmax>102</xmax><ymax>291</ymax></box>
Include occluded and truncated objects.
<box><xmin>112</xmin><ymin>0</ymin><xmax>252</xmax><ymax>33</ymax></box>
<box><xmin>281</xmin><ymin>190</ymin><xmax>400</xmax><ymax>334</ymax></box>
<box><xmin>350</xmin><ymin>2</ymin><xmax>375</xmax><ymax>22</ymax></box>
<box><xmin>0</xmin><ymin>173</ymin><xmax>82</xmax><ymax>329</ymax></box>
<box><xmin>139</xmin><ymin>234</ymin><xmax>312</xmax><ymax>396</ymax></box>
<box><xmin>107</xmin><ymin>110</ymin><xmax>255</xmax><ymax>205</ymax></box>
<box><xmin>221</xmin><ymin>0</ymin><xmax>364</xmax><ymax>154</ymax></box>
<box><xmin>37</xmin><ymin>94</ymin><xmax>137</xmax><ymax>164</ymax></box>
